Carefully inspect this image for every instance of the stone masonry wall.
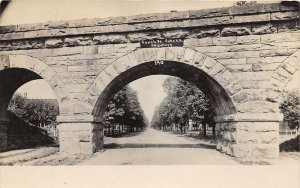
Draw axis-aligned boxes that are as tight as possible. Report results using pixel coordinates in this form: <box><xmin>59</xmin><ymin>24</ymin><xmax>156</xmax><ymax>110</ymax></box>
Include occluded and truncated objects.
<box><xmin>1</xmin><ymin>32</ymin><xmax>299</xmax><ymax>115</ymax></box>
<box><xmin>216</xmin><ymin>121</ymin><xmax>279</xmax><ymax>161</ymax></box>
<box><xmin>0</xmin><ymin>2</ymin><xmax>299</xmax><ymax>158</ymax></box>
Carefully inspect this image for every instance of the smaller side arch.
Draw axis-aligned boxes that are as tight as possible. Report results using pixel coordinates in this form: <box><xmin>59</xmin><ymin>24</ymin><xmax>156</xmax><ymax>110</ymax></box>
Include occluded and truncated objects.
<box><xmin>0</xmin><ymin>54</ymin><xmax>69</xmax><ymax>103</ymax></box>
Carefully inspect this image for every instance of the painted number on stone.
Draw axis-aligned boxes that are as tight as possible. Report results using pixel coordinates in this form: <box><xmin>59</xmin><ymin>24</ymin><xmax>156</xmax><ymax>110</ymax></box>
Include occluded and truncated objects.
<box><xmin>154</xmin><ymin>61</ymin><xmax>164</xmax><ymax>65</ymax></box>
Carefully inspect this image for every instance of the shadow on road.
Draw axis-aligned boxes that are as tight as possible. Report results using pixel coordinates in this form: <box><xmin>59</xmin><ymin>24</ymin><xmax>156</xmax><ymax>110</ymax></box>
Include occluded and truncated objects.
<box><xmin>104</xmin><ymin>143</ymin><xmax>216</xmax><ymax>149</ymax></box>
<box><xmin>106</xmin><ymin>130</ymin><xmax>145</xmax><ymax>138</ymax></box>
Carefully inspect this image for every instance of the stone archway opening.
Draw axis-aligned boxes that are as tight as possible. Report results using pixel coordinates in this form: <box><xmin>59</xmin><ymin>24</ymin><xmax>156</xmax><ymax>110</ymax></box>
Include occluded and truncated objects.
<box><xmin>0</xmin><ymin>68</ymin><xmax>60</xmax><ymax>151</ymax></box>
<box><xmin>82</xmin><ymin>59</ymin><xmax>238</xmax><ymax>157</ymax></box>
<box><xmin>93</xmin><ymin>60</ymin><xmax>236</xmax><ymax>120</ymax></box>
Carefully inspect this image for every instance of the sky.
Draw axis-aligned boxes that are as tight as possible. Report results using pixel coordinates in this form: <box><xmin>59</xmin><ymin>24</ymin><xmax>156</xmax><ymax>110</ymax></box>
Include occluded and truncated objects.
<box><xmin>3</xmin><ymin>0</ymin><xmax>294</xmax><ymax>122</ymax></box>
<box><xmin>0</xmin><ymin>0</ymin><xmax>237</xmax><ymax>26</ymax></box>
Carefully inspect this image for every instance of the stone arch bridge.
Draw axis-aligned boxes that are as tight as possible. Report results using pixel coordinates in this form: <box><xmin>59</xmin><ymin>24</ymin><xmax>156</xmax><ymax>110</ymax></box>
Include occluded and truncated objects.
<box><xmin>0</xmin><ymin>2</ymin><xmax>299</xmax><ymax>162</ymax></box>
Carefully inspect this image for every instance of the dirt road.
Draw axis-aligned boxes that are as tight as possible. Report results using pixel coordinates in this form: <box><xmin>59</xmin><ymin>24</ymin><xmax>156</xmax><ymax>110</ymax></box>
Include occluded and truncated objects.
<box><xmin>79</xmin><ymin>128</ymin><xmax>239</xmax><ymax>165</ymax></box>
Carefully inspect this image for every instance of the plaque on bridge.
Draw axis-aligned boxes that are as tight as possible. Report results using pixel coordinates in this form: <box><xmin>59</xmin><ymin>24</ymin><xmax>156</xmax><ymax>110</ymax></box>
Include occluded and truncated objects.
<box><xmin>140</xmin><ymin>38</ymin><xmax>183</xmax><ymax>48</ymax></box>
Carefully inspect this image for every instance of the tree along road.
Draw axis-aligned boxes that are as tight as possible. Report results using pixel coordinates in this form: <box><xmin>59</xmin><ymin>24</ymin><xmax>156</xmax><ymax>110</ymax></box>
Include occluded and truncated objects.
<box><xmin>79</xmin><ymin>128</ymin><xmax>239</xmax><ymax>165</ymax></box>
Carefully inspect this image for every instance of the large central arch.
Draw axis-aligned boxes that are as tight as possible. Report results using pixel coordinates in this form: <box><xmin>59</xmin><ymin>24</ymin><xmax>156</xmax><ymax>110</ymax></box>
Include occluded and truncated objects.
<box><xmin>85</xmin><ymin>47</ymin><xmax>239</xmax><ymax>118</ymax></box>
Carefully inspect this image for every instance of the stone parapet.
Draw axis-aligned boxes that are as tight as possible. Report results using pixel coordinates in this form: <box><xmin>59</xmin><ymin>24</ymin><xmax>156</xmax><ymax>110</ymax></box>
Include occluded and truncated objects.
<box><xmin>0</xmin><ymin>3</ymin><xmax>298</xmax><ymax>35</ymax></box>
<box><xmin>0</xmin><ymin>3</ymin><xmax>299</xmax><ymax>52</ymax></box>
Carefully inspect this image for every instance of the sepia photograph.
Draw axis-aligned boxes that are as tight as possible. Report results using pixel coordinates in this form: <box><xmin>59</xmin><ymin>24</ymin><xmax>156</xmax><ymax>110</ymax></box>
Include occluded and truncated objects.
<box><xmin>0</xmin><ymin>0</ymin><xmax>299</xmax><ymax>187</ymax></box>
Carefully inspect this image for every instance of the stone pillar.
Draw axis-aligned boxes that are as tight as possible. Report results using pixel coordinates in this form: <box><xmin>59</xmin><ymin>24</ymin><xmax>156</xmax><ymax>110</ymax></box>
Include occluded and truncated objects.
<box><xmin>57</xmin><ymin>115</ymin><xmax>104</xmax><ymax>155</ymax></box>
<box><xmin>214</xmin><ymin>113</ymin><xmax>282</xmax><ymax>163</ymax></box>
<box><xmin>0</xmin><ymin>116</ymin><xmax>9</xmax><ymax>152</ymax></box>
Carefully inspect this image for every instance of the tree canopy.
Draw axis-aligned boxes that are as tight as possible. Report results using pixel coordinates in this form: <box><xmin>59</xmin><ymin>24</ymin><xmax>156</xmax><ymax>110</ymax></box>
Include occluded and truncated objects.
<box><xmin>104</xmin><ymin>86</ymin><xmax>148</xmax><ymax>129</ymax></box>
<box><xmin>8</xmin><ymin>94</ymin><xmax>59</xmax><ymax>127</ymax></box>
<box><xmin>150</xmin><ymin>77</ymin><xmax>215</xmax><ymax>131</ymax></box>
<box><xmin>280</xmin><ymin>89</ymin><xmax>300</xmax><ymax>130</ymax></box>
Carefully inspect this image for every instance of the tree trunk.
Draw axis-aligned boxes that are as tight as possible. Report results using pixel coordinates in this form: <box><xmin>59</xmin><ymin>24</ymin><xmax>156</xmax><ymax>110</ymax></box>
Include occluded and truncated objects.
<box><xmin>212</xmin><ymin>124</ymin><xmax>216</xmax><ymax>137</ymax></box>
<box><xmin>203</xmin><ymin>123</ymin><xmax>207</xmax><ymax>137</ymax></box>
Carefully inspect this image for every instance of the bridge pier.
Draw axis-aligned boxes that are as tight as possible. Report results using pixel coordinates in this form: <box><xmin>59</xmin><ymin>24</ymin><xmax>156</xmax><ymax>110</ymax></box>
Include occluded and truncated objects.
<box><xmin>57</xmin><ymin>115</ymin><xmax>104</xmax><ymax>155</ymax></box>
<box><xmin>0</xmin><ymin>116</ymin><xmax>9</xmax><ymax>152</ymax></box>
<box><xmin>214</xmin><ymin>113</ymin><xmax>282</xmax><ymax>162</ymax></box>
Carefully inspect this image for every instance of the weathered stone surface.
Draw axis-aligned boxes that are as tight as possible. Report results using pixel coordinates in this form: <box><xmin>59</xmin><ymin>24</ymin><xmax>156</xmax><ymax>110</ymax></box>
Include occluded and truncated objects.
<box><xmin>182</xmin><ymin>48</ymin><xmax>196</xmax><ymax>63</ymax></box>
<box><xmin>190</xmin><ymin>29</ymin><xmax>220</xmax><ymax>38</ymax></box>
<box><xmin>45</xmin><ymin>39</ymin><xmax>63</xmax><ymax>48</ymax></box>
<box><xmin>226</xmin><ymin>64</ymin><xmax>252</xmax><ymax>72</ymax></box>
<box><xmin>11</xmin><ymin>40</ymin><xmax>40</xmax><ymax>50</ymax></box>
<box><xmin>236</xmin><ymin>101</ymin><xmax>280</xmax><ymax>113</ymax></box>
<box><xmin>212</xmin><ymin>36</ymin><xmax>236</xmax><ymax>45</ymax></box>
<box><xmin>113</xmin><ymin>43</ymin><xmax>139</xmax><ymax>53</ymax></box>
<box><xmin>214</xmin><ymin>113</ymin><xmax>283</xmax><ymax>123</ymax></box>
<box><xmin>205</xmin><ymin>52</ymin><xmax>236</xmax><ymax>59</ymax></box>
<box><xmin>67</xmin><ymin>65</ymin><xmax>102</xmax><ymax>72</ymax></box>
<box><xmin>191</xmin><ymin>52</ymin><xmax>206</xmax><ymax>66</ymax></box>
<box><xmin>52</xmin><ymin>46</ymin><xmax>83</xmax><ymax>56</ymax></box>
<box><xmin>276</xmin><ymin>41</ymin><xmax>300</xmax><ymax>49</ymax></box>
<box><xmin>252</xmin><ymin>63</ymin><xmax>281</xmax><ymax>72</ymax></box>
<box><xmin>93</xmin><ymin>34</ymin><xmax>128</xmax><ymax>44</ymax></box>
<box><xmin>59</xmin><ymin>100</ymin><xmax>93</xmax><ymax>115</ymax></box>
<box><xmin>218</xmin><ymin>58</ymin><xmax>247</xmax><ymax>65</ymax></box>
<box><xmin>64</xmin><ymin>36</ymin><xmax>93</xmax><ymax>46</ymax></box>
<box><xmin>184</xmin><ymin>37</ymin><xmax>213</xmax><ymax>47</ymax></box>
<box><xmin>216</xmin><ymin>120</ymin><xmax>280</xmax><ymax>160</ymax></box>
<box><xmin>216</xmin><ymin>70</ymin><xmax>235</xmax><ymax>86</ymax></box>
<box><xmin>234</xmin><ymin>72</ymin><xmax>271</xmax><ymax>81</ymax></box>
<box><xmin>162</xmin><ymin>30</ymin><xmax>189</xmax><ymax>39</ymax></box>
<box><xmin>282</xmin><ymin>63</ymin><xmax>297</xmax><ymax>75</ymax></box>
<box><xmin>201</xmin><ymin>57</ymin><xmax>216</xmax><ymax>72</ymax></box>
<box><xmin>233</xmin><ymin>89</ymin><xmax>268</xmax><ymax>103</ymax></box>
<box><xmin>208</xmin><ymin>63</ymin><xmax>226</xmax><ymax>77</ymax></box>
<box><xmin>261</xmin><ymin>33</ymin><xmax>293</xmax><ymax>43</ymax></box>
<box><xmin>83</xmin><ymin>46</ymin><xmax>98</xmax><ymax>54</ymax></box>
<box><xmin>221</xmin><ymin>27</ymin><xmax>251</xmax><ymax>37</ymax></box>
<box><xmin>236</xmin><ymin>35</ymin><xmax>261</xmax><ymax>44</ymax></box>
<box><xmin>58</xmin><ymin>122</ymin><xmax>103</xmax><ymax>155</ymax></box>
<box><xmin>98</xmin><ymin>44</ymin><xmax>114</xmax><ymax>54</ymax></box>
<box><xmin>240</xmin><ymin>81</ymin><xmax>274</xmax><ymax>91</ymax></box>
<box><xmin>127</xmin><ymin>32</ymin><xmax>161</xmax><ymax>42</ymax></box>
<box><xmin>227</xmin><ymin>43</ymin><xmax>277</xmax><ymax>52</ymax></box>
<box><xmin>252</xmin><ymin>25</ymin><xmax>277</xmax><ymax>35</ymax></box>
<box><xmin>259</xmin><ymin>49</ymin><xmax>297</xmax><ymax>57</ymax></box>
<box><xmin>277</xmin><ymin>21</ymin><xmax>299</xmax><ymax>32</ymax></box>
<box><xmin>271</xmin><ymin>11</ymin><xmax>299</xmax><ymax>21</ymax></box>
<box><xmin>272</xmin><ymin>67</ymin><xmax>293</xmax><ymax>83</ymax></box>
<box><xmin>225</xmin><ymin>81</ymin><xmax>243</xmax><ymax>95</ymax></box>
<box><xmin>0</xmin><ymin>54</ymin><xmax>10</xmax><ymax>70</ymax></box>
<box><xmin>195</xmin><ymin>46</ymin><xmax>227</xmax><ymax>53</ymax></box>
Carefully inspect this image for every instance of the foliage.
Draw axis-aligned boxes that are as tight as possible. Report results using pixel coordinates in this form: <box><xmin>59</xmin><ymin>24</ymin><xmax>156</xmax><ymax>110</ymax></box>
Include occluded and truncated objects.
<box><xmin>104</xmin><ymin>86</ymin><xmax>148</xmax><ymax>129</ymax></box>
<box><xmin>8</xmin><ymin>94</ymin><xmax>59</xmax><ymax>127</ymax></box>
<box><xmin>150</xmin><ymin>77</ymin><xmax>215</xmax><ymax>131</ymax></box>
<box><xmin>279</xmin><ymin>89</ymin><xmax>300</xmax><ymax>130</ymax></box>
<box><xmin>280</xmin><ymin>135</ymin><xmax>299</xmax><ymax>152</ymax></box>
